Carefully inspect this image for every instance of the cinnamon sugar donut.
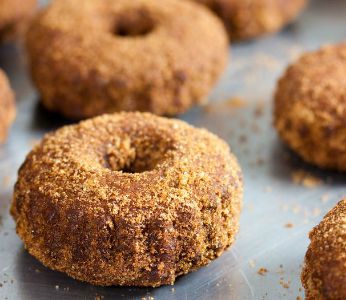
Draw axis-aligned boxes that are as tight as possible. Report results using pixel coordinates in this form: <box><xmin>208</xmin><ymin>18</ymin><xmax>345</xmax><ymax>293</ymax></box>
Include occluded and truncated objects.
<box><xmin>0</xmin><ymin>0</ymin><xmax>37</xmax><ymax>41</ymax></box>
<box><xmin>274</xmin><ymin>44</ymin><xmax>346</xmax><ymax>171</ymax></box>
<box><xmin>191</xmin><ymin>0</ymin><xmax>307</xmax><ymax>40</ymax></box>
<box><xmin>26</xmin><ymin>0</ymin><xmax>228</xmax><ymax>119</ymax></box>
<box><xmin>302</xmin><ymin>198</ymin><xmax>346</xmax><ymax>300</ymax></box>
<box><xmin>11</xmin><ymin>112</ymin><xmax>243</xmax><ymax>287</ymax></box>
<box><xmin>0</xmin><ymin>69</ymin><xmax>15</xmax><ymax>143</ymax></box>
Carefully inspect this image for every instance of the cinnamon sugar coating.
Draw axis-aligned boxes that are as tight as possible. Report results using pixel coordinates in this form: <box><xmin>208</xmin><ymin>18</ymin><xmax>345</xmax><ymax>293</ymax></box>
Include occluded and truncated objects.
<box><xmin>302</xmin><ymin>198</ymin><xmax>346</xmax><ymax>300</ymax></box>
<box><xmin>26</xmin><ymin>0</ymin><xmax>229</xmax><ymax>119</ymax></box>
<box><xmin>0</xmin><ymin>69</ymin><xmax>15</xmax><ymax>143</ymax></box>
<box><xmin>11</xmin><ymin>112</ymin><xmax>243</xmax><ymax>287</ymax></box>
<box><xmin>274</xmin><ymin>44</ymin><xmax>346</xmax><ymax>171</ymax></box>
<box><xmin>0</xmin><ymin>0</ymin><xmax>36</xmax><ymax>41</ymax></box>
<box><xmin>190</xmin><ymin>0</ymin><xmax>307</xmax><ymax>40</ymax></box>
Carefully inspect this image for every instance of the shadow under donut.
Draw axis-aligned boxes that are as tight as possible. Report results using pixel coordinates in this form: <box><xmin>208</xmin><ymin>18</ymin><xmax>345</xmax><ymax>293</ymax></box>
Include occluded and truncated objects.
<box><xmin>269</xmin><ymin>138</ymin><xmax>346</xmax><ymax>187</ymax></box>
<box><xmin>14</xmin><ymin>245</ymin><xmax>248</xmax><ymax>300</ymax></box>
<box><xmin>30</xmin><ymin>101</ymin><xmax>75</xmax><ymax>132</ymax></box>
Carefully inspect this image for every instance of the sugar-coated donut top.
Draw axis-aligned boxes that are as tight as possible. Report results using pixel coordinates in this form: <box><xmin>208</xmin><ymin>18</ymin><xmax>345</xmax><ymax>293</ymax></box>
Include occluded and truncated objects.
<box><xmin>302</xmin><ymin>198</ymin><xmax>346</xmax><ymax>299</ymax></box>
<box><xmin>12</xmin><ymin>112</ymin><xmax>243</xmax><ymax>286</ymax></box>
<box><xmin>276</xmin><ymin>43</ymin><xmax>346</xmax><ymax>125</ymax></box>
<box><xmin>28</xmin><ymin>0</ymin><xmax>228</xmax><ymax>89</ymax></box>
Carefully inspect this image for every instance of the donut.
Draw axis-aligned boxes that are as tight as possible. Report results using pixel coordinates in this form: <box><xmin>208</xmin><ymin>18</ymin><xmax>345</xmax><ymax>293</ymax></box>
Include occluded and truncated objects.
<box><xmin>190</xmin><ymin>0</ymin><xmax>307</xmax><ymax>40</ymax></box>
<box><xmin>26</xmin><ymin>0</ymin><xmax>229</xmax><ymax>119</ymax></box>
<box><xmin>301</xmin><ymin>198</ymin><xmax>346</xmax><ymax>300</ymax></box>
<box><xmin>11</xmin><ymin>112</ymin><xmax>243</xmax><ymax>287</ymax></box>
<box><xmin>0</xmin><ymin>0</ymin><xmax>37</xmax><ymax>41</ymax></box>
<box><xmin>274</xmin><ymin>44</ymin><xmax>346</xmax><ymax>171</ymax></box>
<box><xmin>0</xmin><ymin>69</ymin><xmax>15</xmax><ymax>143</ymax></box>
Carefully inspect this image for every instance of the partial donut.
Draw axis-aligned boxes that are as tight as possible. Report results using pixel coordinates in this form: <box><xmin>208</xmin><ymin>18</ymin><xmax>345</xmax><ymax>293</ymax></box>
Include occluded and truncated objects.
<box><xmin>274</xmin><ymin>44</ymin><xmax>346</xmax><ymax>171</ymax></box>
<box><xmin>0</xmin><ymin>0</ymin><xmax>37</xmax><ymax>41</ymax></box>
<box><xmin>0</xmin><ymin>69</ymin><xmax>15</xmax><ymax>143</ymax></box>
<box><xmin>26</xmin><ymin>0</ymin><xmax>229</xmax><ymax>119</ymax></box>
<box><xmin>11</xmin><ymin>112</ymin><xmax>243</xmax><ymax>287</ymax></box>
<box><xmin>302</xmin><ymin>198</ymin><xmax>346</xmax><ymax>300</ymax></box>
<box><xmin>191</xmin><ymin>0</ymin><xmax>307</xmax><ymax>40</ymax></box>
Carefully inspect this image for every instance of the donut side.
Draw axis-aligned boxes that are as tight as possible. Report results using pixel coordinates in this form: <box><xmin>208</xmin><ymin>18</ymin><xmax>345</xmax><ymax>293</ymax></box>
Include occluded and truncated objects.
<box><xmin>274</xmin><ymin>44</ymin><xmax>346</xmax><ymax>171</ymax></box>
<box><xmin>301</xmin><ymin>198</ymin><xmax>346</xmax><ymax>300</ymax></box>
<box><xmin>11</xmin><ymin>112</ymin><xmax>243</xmax><ymax>286</ymax></box>
<box><xmin>0</xmin><ymin>69</ymin><xmax>15</xmax><ymax>143</ymax></box>
<box><xmin>191</xmin><ymin>0</ymin><xmax>307</xmax><ymax>40</ymax></box>
<box><xmin>25</xmin><ymin>0</ymin><xmax>229</xmax><ymax>119</ymax></box>
<box><xmin>0</xmin><ymin>0</ymin><xmax>37</xmax><ymax>41</ymax></box>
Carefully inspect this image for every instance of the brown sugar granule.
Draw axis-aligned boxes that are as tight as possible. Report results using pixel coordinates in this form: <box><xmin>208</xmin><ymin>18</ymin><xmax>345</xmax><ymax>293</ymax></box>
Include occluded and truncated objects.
<box><xmin>257</xmin><ymin>268</ymin><xmax>268</xmax><ymax>276</ymax></box>
<box><xmin>225</xmin><ymin>97</ymin><xmax>247</xmax><ymax>108</ymax></box>
<box><xmin>291</xmin><ymin>170</ymin><xmax>322</xmax><ymax>188</ymax></box>
<box><xmin>284</xmin><ymin>223</ymin><xmax>294</xmax><ymax>228</ymax></box>
<box><xmin>280</xmin><ymin>279</ymin><xmax>290</xmax><ymax>289</ymax></box>
<box><xmin>301</xmin><ymin>198</ymin><xmax>346</xmax><ymax>300</ymax></box>
<box><xmin>26</xmin><ymin>0</ymin><xmax>228</xmax><ymax>119</ymax></box>
<box><xmin>11</xmin><ymin>112</ymin><xmax>243</xmax><ymax>287</ymax></box>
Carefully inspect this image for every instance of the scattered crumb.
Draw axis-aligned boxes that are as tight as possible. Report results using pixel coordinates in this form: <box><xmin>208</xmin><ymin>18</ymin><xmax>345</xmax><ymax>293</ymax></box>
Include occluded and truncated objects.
<box><xmin>291</xmin><ymin>170</ymin><xmax>323</xmax><ymax>188</ymax></box>
<box><xmin>1</xmin><ymin>176</ymin><xmax>10</xmax><ymax>188</ymax></box>
<box><xmin>320</xmin><ymin>193</ymin><xmax>330</xmax><ymax>203</ymax></box>
<box><xmin>249</xmin><ymin>259</ymin><xmax>256</xmax><ymax>268</ymax></box>
<box><xmin>264</xmin><ymin>186</ymin><xmax>272</xmax><ymax>193</ymax></box>
<box><xmin>55</xmin><ymin>285</ymin><xmax>59</xmax><ymax>290</ymax></box>
<box><xmin>254</xmin><ymin>100</ymin><xmax>265</xmax><ymax>118</ymax></box>
<box><xmin>279</xmin><ymin>279</ymin><xmax>290</xmax><ymax>289</ymax></box>
<box><xmin>284</xmin><ymin>223</ymin><xmax>294</xmax><ymax>228</ymax></box>
<box><xmin>95</xmin><ymin>296</ymin><xmax>104</xmax><ymax>300</ymax></box>
<box><xmin>225</xmin><ymin>97</ymin><xmax>247</xmax><ymax>108</ymax></box>
<box><xmin>257</xmin><ymin>268</ymin><xmax>268</xmax><ymax>276</ymax></box>
<box><xmin>171</xmin><ymin>288</ymin><xmax>175</xmax><ymax>292</ymax></box>
<box><xmin>296</xmin><ymin>296</ymin><xmax>302</xmax><ymax>300</ymax></box>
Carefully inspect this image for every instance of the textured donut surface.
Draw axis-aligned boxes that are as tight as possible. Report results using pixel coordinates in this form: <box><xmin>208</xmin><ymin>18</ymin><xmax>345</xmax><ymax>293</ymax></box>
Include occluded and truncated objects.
<box><xmin>0</xmin><ymin>0</ymin><xmax>36</xmax><ymax>41</ymax></box>
<box><xmin>0</xmin><ymin>69</ymin><xmax>15</xmax><ymax>143</ymax></box>
<box><xmin>11</xmin><ymin>112</ymin><xmax>243</xmax><ymax>287</ymax></box>
<box><xmin>302</xmin><ymin>198</ymin><xmax>346</xmax><ymax>300</ymax></box>
<box><xmin>274</xmin><ymin>44</ymin><xmax>346</xmax><ymax>171</ymax></box>
<box><xmin>191</xmin><ymin>0</ymin><xmax>307</xmax><ymax>40</ymax></box>
<box><xmin>26</xmin><ymin>0</ymin><xmax>228</xmax><ymax>119</ymax></box>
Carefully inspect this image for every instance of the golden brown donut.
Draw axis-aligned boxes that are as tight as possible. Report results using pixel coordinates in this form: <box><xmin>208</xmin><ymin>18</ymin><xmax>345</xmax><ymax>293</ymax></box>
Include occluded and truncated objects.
<box><xmin>0</xmin><ymin>0</ymin><xmax>37</xmax><ymax>41</ymax></box>
<box><xmin>0</xmin><ymin>69</ymin><xmax>15</xmax><ymax>143</ymax></box>
<box><xmin>191</xmin><ymin>0</ymin><xmax>307</xmax><ymax>40</ymax></box>
<box><xmin>274</xmin><ymin>44</ymin><xmax>346</xmax><ymax>171</ymax></box>
<box><xmin>11</xmin><ymin>112</ymin><xmax>243</xmax><ymax>287</ymax></box>
<box><xmin>26</xmin><ymin>0</ymin><xmax>229</xmax><ymax>119</ymax></box>
<box><xmin>301</xmin><ymin>198</ymin><xmax>346</xmax><ymax>300</ymax></box>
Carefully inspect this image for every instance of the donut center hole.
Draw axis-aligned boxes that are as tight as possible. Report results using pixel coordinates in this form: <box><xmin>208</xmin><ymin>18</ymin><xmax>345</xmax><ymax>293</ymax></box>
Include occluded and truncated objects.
<box><xmin>105</xmin><ymin>135</ymin><xmax>172</xmax><ymax>173</ymax></box>
<box><xmin>113</xmin><ymin>10</ymin><xmax>155</xmax><ymax>37</ymax></box>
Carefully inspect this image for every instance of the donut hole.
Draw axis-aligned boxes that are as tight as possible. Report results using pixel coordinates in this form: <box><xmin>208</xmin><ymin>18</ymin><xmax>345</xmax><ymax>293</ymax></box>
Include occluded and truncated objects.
<box><xmin>105</xmin><ymin>134</ymin><xmax>173</xmax><ymax>173</ymax></box>
<box><xmin>112</xmin><ymin>9</ymin><xmax>156</xmax><ymax>37</ymax></box>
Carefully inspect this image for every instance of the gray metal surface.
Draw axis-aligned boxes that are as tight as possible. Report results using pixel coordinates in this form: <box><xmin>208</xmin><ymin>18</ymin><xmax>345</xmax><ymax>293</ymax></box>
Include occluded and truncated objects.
<box><xmin>1</xmin><ymin>1</ymin><xmax>346</xmax><ymax>299</ymax></box>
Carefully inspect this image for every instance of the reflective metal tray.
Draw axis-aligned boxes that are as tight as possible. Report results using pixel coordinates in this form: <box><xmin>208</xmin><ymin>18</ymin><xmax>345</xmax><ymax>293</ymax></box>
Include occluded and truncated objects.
<box><xmin>1</xmin><ymin>0</ymin><xmax>346</xmax><ymax>299</ymax></box>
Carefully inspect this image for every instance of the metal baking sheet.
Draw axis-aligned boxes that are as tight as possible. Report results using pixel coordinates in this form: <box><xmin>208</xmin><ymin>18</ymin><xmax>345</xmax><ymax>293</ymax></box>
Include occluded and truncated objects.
<box><xmin>1</xmin><ymin>0</ymin><xmax>346</xmax><ymax>299</ymax></box>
